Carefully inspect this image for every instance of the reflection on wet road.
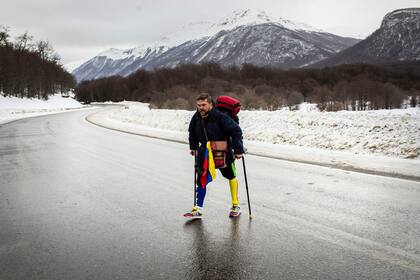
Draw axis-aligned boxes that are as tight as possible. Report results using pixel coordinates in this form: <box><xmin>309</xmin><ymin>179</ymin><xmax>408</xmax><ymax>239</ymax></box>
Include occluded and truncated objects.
<box><xmin>184</xmin><ymin>218</ymin><xmax>246</xmax><ymax>279</ymax></box>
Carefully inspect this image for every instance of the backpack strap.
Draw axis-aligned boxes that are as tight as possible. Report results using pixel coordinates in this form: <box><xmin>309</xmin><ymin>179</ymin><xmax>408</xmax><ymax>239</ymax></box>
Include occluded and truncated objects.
<box><xmin>200</xmin><ymin>117</ymin><xmax>209</xmax><ymax>142</ymax></box>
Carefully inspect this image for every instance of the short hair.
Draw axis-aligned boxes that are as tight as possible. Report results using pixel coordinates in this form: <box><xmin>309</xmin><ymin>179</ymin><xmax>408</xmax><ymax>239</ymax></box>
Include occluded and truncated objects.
<box><xmin>196</xmin><ymin>93</ymin><xmax>212</xmax><ymax>103</ymax></box>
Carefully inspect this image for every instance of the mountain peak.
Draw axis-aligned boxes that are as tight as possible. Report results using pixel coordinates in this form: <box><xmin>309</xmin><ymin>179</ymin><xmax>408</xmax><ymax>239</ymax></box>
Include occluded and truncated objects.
<box><xmin>217</xmin><ymin>9</ymin><xmax>271</xmax><ymax>26</ymax></box>
<box><xmin>212</xmin><ymin>9</ymin><xmax>323</xmax><ymax>33</ymax></box>
<box><xmin>97</xmin><ymin>44</ymin><xmax>169</xmax><ymax>60</ymax></box>
<box><xmin>311</xmin><ymin>8</ymin><xmax>420</xmax><ymax>68</ymax></box>
<box><xmin>381</xmin><ymin>8</ymin><xmax>420</xmax><ymax>28</ymax></box>
<box><xmin>158</xmin><ymin>9</ymin><xmax>324</xmax><ymax>47</ymax></box>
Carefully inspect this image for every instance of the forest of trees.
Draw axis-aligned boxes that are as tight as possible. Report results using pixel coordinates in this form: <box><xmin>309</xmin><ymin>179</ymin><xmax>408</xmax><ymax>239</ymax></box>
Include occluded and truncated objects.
<box><xmin>75</xmin><ymin>62</ymin><xmax>420</xmax><ymax>111</ymax></box>
<box><xmin>0</xmin><ymin>26</ymin><xmax>75</xmax><ymax>99</ymax></box>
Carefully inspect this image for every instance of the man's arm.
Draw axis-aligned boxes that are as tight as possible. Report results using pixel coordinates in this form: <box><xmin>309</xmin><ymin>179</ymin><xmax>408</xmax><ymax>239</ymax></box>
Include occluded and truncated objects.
<box><xmin>188</xmin><ymin>113</ymin><xmax>199</xmax><ymax>155</ymax></box>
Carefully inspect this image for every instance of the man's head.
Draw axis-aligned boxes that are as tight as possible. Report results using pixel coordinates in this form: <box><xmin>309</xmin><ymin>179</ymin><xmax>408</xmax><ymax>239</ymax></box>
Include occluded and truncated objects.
<box><xmin>196</xmin><ymin>93</ymin><xmax>213</xmax><ymax>117</ymax></box>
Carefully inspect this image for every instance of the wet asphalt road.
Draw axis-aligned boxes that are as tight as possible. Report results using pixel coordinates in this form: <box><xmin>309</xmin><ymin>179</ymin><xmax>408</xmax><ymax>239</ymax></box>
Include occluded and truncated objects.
<box><xmin>1</xmin><ymin>109</ymin><xmax>420</xmax><ymax>280</ymax></box>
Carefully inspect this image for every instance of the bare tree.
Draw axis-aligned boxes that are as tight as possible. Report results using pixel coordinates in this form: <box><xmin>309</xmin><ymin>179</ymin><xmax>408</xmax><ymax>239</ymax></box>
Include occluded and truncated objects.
<box><xmin>0</xmin><ymin>25</ymin><xmax>11</xmax><ymax>46</ymax></box>
<box><xmin>35</xmin><ymin>40</ymin><xmax>54</xmax><ymax>61</ymax></box>
<box><xmin>286</xmin><ymin>90</ymin><xmax>304</xmax><ymax>110</ymax></box>
<box><xmin>408</xmin><ymin>89</ymin><xmax>420</xmax><ymax>107</ymax></box>
<box><xmin>383</xmin><ymin>82</ymin><xmax>405</xmax><ymax>109</ymax></box>
<box><xmin>51</xmin><ymin>52</ymin><xmax>61</xmax><ymax>64</ymax></box>
<box><xmin>14</xmin><ymin>32</ymin><xmax>33</xmax><ymax>51</ymax></box>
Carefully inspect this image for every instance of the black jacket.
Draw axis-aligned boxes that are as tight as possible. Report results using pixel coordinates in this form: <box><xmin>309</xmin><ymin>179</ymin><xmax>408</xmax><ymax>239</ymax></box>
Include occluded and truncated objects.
<box><xmin>189</xmin><ymin>108</ymin><xmax>244</xmax><ymax>166</ymax></box>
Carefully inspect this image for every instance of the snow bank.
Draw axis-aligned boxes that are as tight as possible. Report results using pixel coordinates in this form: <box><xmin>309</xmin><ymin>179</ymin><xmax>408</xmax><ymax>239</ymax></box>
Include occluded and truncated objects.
<box><xmin>93</xmin><ymin>101</ymin><xmax>420</xmax><ymax>160</ymax></box>
<box><xmin>241</xmin><ymin>108</ymin><xmax>420</xmax><ymax>159</ymax></box>
<box><xmin>0</xmin><ymin>94</ymin><xmax>90</xmax><ymax>125</ymax></box>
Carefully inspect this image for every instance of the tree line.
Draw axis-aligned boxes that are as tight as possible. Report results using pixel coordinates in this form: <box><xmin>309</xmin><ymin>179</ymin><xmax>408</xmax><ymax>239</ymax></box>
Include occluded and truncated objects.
<box><xmin>0</xmin><ymin>26</ymin><xmax>75</xmax><ymax>99</ymax></box>
<box><xmin>75</xmin><ymin>61</ymin><xmax>420</xmax><ymax>111</ymax></box>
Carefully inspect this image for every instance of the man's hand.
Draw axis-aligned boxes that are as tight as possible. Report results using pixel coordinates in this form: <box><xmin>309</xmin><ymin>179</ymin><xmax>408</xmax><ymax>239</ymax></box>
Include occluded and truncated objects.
<box><xmin>234</xmin><ymin>154</ymin><xmax>243</xmax><ymax>159</ymax></box>
<box><xmin>190</xmin><ymin>150</ymin><xmax>196</xmax><ymax>156</ymax></box>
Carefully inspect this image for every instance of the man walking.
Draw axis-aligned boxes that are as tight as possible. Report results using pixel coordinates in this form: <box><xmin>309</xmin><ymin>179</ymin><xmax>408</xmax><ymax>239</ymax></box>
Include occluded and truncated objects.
<box><xmin>184</xmin><ymin>93</ymin><xmax>245</xmax><ymax>218</ymax></box>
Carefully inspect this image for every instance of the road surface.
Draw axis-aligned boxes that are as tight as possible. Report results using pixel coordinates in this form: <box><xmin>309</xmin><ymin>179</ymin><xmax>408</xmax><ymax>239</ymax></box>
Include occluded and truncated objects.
<box><xmin>1</xmin><ymin>109</ymin><xmax>419</xmax><ymax>279</ymax></box>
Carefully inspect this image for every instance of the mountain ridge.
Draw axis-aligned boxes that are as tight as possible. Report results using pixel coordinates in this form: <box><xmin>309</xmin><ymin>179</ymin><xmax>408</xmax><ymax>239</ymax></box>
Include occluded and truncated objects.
<box><xmin>311</xmin><ymin>7</ymin><xmax>420</xmax><ymax>68</ymax></box>
<box><xmin>72</xmin><ymin>9</ymin><xmax>359</xmax><ymax>82</ymax></box>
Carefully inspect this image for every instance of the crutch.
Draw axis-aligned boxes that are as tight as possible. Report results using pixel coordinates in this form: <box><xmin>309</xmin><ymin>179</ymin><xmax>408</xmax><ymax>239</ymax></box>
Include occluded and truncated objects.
<box><xmin>242</xmin><ymin>156</ymin><xmax>252</xmax><ymax>219</ymax></box>
<box><xmin>193</xmin><ymin>152</ymin><xmax>198</xmax><ymax>207</ymax></box>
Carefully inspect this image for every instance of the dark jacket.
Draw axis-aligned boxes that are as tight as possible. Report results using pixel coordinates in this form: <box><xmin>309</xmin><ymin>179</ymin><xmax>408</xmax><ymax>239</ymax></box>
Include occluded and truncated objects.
<box><xmin>189</xmin><ymin>107</ymin><xmax>244</xmax><ymax>166</ymax></box>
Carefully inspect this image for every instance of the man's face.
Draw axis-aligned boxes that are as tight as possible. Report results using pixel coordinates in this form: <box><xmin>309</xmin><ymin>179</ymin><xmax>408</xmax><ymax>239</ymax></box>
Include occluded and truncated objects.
<box><xmin>197</xmin><ymin>99</ymin><xmax>212</xmax><ymax>116</ymax></box>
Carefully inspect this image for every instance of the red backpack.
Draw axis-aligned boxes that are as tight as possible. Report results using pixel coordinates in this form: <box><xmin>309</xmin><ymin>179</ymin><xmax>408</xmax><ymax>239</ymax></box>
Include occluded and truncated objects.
<box><xmin>216</xmin><ymin>96</ymin><xmax>241</xmax><ymax>123</ymax></box>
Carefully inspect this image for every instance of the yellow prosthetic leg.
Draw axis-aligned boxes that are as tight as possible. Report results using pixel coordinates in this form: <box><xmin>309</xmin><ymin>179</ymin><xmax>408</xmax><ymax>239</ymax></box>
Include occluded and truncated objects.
<box><xmin>229</xmin><ymin>178</ymin><xmax>239</xmax><ymax>207</ymax></box>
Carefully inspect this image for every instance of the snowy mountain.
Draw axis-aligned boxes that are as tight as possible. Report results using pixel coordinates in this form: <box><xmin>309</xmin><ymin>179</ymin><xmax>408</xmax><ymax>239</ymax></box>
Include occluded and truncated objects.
<box><xmin>160</xmin><ymin>8</ymin><xmax>324</xmax><ymax>45</ymax></box>
<box><xmin>64</xmin><ymin>59</ymin><xmax>87</xmax><ymax>73</ymax></box>
<box><xmin>145</xmin><ymin>23</ymin><xmax>358</xmax><ymax>69</ymax></box>
<box><xmin>74</xmin><ymin>45</ymin><xmax>169</xmax><ymax>82</ymax></box>
<box><xmin>312</xmin><ymin>8</ymin><xmax>420</xmax><ymax>67</ymax></box>
<box><xmin>73</xmin><ymin>9</ymin><xmax>359</xmax><ymax>82</ymax></box>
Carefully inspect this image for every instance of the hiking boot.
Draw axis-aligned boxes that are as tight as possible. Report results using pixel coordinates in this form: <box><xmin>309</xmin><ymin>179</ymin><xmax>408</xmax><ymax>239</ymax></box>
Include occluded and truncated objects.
<box><xmin>183</xmin><ymin>206</ymin><xmax>203</xmax><ymax>219</ymax></box>
<box><xmin>229</xmin><ymin>205</ymin><xmax>241</xmax><ymax>217</ymax></box>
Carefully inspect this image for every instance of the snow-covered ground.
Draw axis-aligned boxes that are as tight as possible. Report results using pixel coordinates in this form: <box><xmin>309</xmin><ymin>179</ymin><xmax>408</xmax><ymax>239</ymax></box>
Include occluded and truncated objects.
<box><xmin>0</xmin><ymin>94</ymin><xmax>91</xmax><ymax>125</ymax></box>
<box><xmin>90</xmin><ymin>101</ymin><xmax>420</xmax><ymax>160</ymax></box>
<box><xmin>86</xmin><ymin>101</ymin><xmax>420</xmax><ymax>179</ymax></box>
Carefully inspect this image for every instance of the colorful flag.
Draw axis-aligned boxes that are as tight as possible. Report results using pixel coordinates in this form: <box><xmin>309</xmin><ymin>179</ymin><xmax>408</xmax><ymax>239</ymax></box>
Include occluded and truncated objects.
<box><xmin>200</xmin><ymin>141</ymin><xmax>216</xmax><ymax>188</ymax></box>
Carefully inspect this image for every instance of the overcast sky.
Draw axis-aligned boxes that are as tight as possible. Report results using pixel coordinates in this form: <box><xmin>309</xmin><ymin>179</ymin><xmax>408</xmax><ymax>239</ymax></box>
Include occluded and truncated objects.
<box><xmin>2</xmin><ymin>0</ymin><xmax>419</xmax><ymax>65</ymax></box>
